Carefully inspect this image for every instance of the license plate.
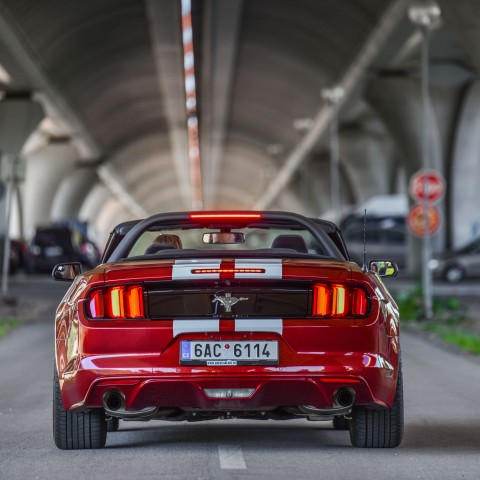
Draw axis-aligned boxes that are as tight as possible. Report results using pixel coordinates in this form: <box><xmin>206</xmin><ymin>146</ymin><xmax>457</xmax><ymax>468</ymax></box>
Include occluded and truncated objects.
<box><xmin>180</xmin><ymin>340</ymin><xmax>278</xmax><ymax>366</ymax></box>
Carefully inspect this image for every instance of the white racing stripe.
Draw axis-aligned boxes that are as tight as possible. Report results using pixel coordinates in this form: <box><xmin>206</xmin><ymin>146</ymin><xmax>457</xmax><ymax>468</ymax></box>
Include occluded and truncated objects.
<box><xmin>173</xmin><ymin>319</ymin><xmax>220</xmax><ymax>337</ymax></box>
<box><xmin>235</xmin><ymin>318</ymin><xmax>283</xmax><ymax>334</ymax></box>
<box><xmin>173</xmin><ymin>319</ymin><xmax>283</xmax><ymax>336</ymax></box>
<box><xmin>218</xmin><ymin>445</ymin><xmax>246</xmax><ymax>470</ymax></box>
<box><xmin>235</xmin><ymin>258</ymin><xmax>282</xmax><ymax>278</ymax></box>
<box><xmin>172</xmin><ymin>259</ymin><xmax>221</xmax><ymax>280</ymax></box>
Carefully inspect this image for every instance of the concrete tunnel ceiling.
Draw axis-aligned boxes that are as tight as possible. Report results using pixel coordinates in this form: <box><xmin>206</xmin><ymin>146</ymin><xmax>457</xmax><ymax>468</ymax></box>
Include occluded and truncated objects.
<box><xmin>0</xmin><ymin>0</ymin><xmax>168</xmax><ymax>152</ymax></box>
<box><xmin>0</xmin><ymin>0</ymin><xmax>479</xmax><ymax>246</ymax></box>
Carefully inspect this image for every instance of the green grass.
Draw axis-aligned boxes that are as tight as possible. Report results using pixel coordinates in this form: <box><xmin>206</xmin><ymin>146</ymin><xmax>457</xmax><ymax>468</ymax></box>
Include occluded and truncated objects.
<box><xmin>395</xmin><ymin>287</ymin><xmax>480</xmax><ymax>356</ymax></box>
<box><xmin>415</xmin><ymin>321</ymin><xmax>480</xmax><ymax>356</ymax></box>
<box><xmin>0</xmin><ymin>317</ymin><xmax>20</xmax><ymax>338</ymax></box>
<box><xmin>439</xmin><ymin>330</ymin><xmax>480</xmax><ymax>356</ymax></box>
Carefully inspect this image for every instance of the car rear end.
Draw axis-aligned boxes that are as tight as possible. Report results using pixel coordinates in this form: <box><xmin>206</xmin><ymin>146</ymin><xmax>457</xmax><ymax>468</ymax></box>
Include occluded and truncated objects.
<box><xmin>54</xmin><ymin>211</ymin><xmax>402</xmax><ymax>449</ymax></box>
<box><xmin>57</xmin><ymin>258</ymin><xmax>399</xmax><ymax>418</ymax></box>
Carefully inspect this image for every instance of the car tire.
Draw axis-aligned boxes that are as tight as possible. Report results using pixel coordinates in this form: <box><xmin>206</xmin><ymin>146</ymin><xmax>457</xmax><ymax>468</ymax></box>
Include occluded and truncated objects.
<box><xmin>333</xmin><ymin>416</ymin><xmax>350</xmax><ymax>430</ymax></box>
<box><xmin>53</xmin><ymin>367</ymin><xmax>107</xmax><ymax>449</ymax></box>
<box><xmin>349</xmin><ymin>365</ymin><xmax>403</xmax><ymax>448</ymax></box>
<box><xmin>106</xmin><ymin>417</ymin><xmax>120</xmax><ymax>432</ymax></box>
<box><xmin>444</xmin><ymin>264</ymin><xmax>465</xmax><ymax>283</ymax></box>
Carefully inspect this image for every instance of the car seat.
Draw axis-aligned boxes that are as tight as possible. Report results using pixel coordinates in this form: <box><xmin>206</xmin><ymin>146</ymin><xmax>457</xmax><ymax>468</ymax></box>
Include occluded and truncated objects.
<box><xmin>271</xmin><ymin>234</ymin><xmax>308</xmax><ymax>253</ymax></box>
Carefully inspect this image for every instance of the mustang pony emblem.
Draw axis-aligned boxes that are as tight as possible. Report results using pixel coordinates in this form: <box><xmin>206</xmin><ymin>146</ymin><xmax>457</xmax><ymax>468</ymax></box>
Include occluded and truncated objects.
<box><xmin>212</xmin><ymin>292</ymin><xmax>248</xmax><ymax>312</ymax></box>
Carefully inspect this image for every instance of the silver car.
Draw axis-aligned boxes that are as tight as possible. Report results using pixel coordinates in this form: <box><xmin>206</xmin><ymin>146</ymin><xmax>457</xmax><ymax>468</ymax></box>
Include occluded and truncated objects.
<box><xmin>342</xmin><ymin>216</ymin><xmax>406</xmax><ymax>268</ymax></box>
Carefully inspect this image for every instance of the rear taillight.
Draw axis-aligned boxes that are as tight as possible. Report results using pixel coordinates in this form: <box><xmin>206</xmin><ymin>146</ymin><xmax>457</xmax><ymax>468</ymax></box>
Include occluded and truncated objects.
<box><xmin>312</xmin><ymin>283</ymin><xmax>369</xmax><ymax>318</ymax></box>
<box><xmin>87</xmin><ymin>285</ymin><xmax>145</xmax><ymax>319</ymax></box>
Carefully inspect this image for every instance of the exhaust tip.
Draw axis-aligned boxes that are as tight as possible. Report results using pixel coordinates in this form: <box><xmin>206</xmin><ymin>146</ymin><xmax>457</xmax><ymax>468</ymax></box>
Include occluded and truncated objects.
<box><xmin>334</xmin><ymin>387</ymin><xmax>355</xmax><ymax>408</ymax></box>
<box><xmin>102</xmin><ymin>389</ymin><xmax>126</xmax><ymax>412</ymax></box>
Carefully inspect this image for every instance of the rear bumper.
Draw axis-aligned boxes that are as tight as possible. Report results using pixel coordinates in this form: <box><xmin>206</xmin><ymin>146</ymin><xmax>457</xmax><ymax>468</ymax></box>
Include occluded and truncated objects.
<box><xmin>60</xmin><ymin>353</ymin><xmax>397</xmax><ymax>411</ymax></box>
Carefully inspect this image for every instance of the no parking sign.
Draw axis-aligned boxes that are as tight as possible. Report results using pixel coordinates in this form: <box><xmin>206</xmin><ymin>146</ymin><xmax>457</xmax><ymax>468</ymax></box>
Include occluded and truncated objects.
<box><xmin>407</xmin><ymin>204</ymin><xmax>441</xmax><ymax>237</ymax></box>
<box><xmin>408</xmin><ymin>169</ymin><xmax>444</xmax><ymax>237</ymax></box>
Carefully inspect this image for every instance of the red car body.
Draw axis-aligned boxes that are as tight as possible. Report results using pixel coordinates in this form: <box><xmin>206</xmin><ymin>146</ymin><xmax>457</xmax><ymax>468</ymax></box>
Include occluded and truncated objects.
<box><xmin>53</xmin><ymin>211</ymin><xmax>402</xmax><ymax>449</ymax></box>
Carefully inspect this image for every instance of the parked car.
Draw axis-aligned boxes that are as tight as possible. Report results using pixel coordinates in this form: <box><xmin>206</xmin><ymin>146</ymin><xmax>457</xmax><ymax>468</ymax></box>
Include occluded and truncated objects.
<box><xmin>430</xmin><ymin>236</ymin><xmax>480</xmax><ymax>282</ymax></box>
<box><xmin>27</xmin><ymin>226</ymin><xmax>100</xmax><ymax>273</ymax></box>
<box><xmin>52</xmin><ymin>211</ymin><xmax>403</xmax><ymax>450</ymax></box>
<box><xmin>341</xmin><ymin>215</ymin><xmax>406</xmax><ymax>268</ymax></box>
<box><xmin>0</xmin><ymin>237</ymin><xmax>26</xmax><ymax>274</ymax></box>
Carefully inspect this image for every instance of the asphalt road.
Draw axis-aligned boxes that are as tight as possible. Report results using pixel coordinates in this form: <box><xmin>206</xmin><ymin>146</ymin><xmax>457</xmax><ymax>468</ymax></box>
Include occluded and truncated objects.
<box><xmin>1</xmin><ymin>276</ymin><xmax>480</xmax><ymax>480</ymax></box>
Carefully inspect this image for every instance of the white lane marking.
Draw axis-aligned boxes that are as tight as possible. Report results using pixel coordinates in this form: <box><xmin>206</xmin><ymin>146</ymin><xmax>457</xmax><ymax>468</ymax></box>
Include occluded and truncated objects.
<box><xmin>235</xmin><ymin>318</ymin><xmax>283</xmax><ymax>334</ymax></box>
<box><xmin>218</xmin><ymin>445</ymin><xmax>246</xmax><ymax>470</ymax></box>
<box><xmin>173</xmin><ymin>319</ymin><xmax>220</xmax><ymax>337</ymax></box>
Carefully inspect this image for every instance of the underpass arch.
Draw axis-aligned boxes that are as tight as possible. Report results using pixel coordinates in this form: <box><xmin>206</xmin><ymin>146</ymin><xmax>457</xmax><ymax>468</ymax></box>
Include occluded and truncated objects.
<box><xmin>77</xmin><ymin>133</ymin><xmax>182</xmax><ymax>242</ymax></box>
<box><xmin>94</xmin><ymin>197</ymin><xmax>134</xmax><ymax>246</ymax></box>
<box><xmin>216</xmin><ymin>137</ymin><xmax>297</xmax><ymax>210</ymax></box>
<box><xmin>50</xmin><ymin>166</ymin><xmax>98</xmax><ymax>222</ymax></box>
<box><xmin>78</xmin><ymin>184</ymin><xmax>111</xmax><ymax>244</ymax></box>
<box><xmin>135</xmin><ymin>182</ymin><xmax>187</xmax><ymax>212</ymax></box>
<box><xmin>108</xmin><ymin>133</ymin><xmax>174</xmax><ymax>177</ymax></box>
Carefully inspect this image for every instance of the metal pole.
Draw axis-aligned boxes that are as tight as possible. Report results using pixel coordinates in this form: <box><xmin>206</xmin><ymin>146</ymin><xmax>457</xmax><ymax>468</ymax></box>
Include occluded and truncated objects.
<box><xmin>1</xmin><ymin>155</ymin><xmax>14</xmax><ymax>295</ymax></box>
<box><xmin>322</xmin><ymin>87</ymin><xmax>344</xmax><ymax>224</ymax></box>
<box><xmin>420</xmin><ymin>26</ymin><xmax>433</xmax><ymax>319</ymax></box>
<box><xmin>408</xmin><ymin>1</ymin><xmax>441</xmax><ymax>320</ymax></box>
<box><xmin>421</xmin><ymin>25</ymin><xmax>433</xmax><ymax>320</ymax></box>
<box><xmin>330</xmin><ymin>109</ymin><xmax>340</xmax><ymax>224</ymax></box>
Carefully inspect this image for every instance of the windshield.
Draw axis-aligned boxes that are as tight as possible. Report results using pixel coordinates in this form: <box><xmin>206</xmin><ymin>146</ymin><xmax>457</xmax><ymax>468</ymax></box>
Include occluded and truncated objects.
<box><xmin>127</xmin><ymin>226</ymin><xmax>328</xmax><ymax>258</ymax></box>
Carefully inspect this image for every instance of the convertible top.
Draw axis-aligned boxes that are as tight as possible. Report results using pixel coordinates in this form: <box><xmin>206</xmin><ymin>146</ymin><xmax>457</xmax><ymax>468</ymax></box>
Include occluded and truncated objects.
<box><xmin>101</xmin><ymin>212</ymin><xmax>350</xmax><ymax>263</ymax></box>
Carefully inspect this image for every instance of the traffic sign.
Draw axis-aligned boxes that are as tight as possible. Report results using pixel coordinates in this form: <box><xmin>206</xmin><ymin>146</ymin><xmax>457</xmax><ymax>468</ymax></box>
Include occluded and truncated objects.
<box><xmin>407</xmin><ymin>204</ymin><xmax>441</xmax><ymax>237</ymax></box>
<box><xmin>409</xmin><ymin>169</ymin><xmax>445</xmax><ymax>204</ymax></box>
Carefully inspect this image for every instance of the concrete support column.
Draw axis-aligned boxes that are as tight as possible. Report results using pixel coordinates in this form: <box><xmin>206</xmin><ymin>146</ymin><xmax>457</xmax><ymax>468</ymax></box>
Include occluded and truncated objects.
<box><xmin>366</xmin><ymin>77</ymin><xmax>443</xmax><ymax>183</ymax></box>
<box><xmin>449</xmin><ymin>81</ymin><xmax>480</xmax><ymax>247</ymax></box>
<box><xmin>0</xmin><ymin>96</ymin><xmax>44</xmax><ymax>236</ymax></box>
<box><xmin>0</xmin><ymin>96</ymin><xmax>44</xmax><ymax>156</ymax></box>
<box><xmin>366</xmin><ymin>76</ymin><xmax>460</xmax><ymax>273</ymax></box>
<box><xmin>23</xmin><ymin>143</ymin><xmax>77</xmax><ymax>237</ymax></box>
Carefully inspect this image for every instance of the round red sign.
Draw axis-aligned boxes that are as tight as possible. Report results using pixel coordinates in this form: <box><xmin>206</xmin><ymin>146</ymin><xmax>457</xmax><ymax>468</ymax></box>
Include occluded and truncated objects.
<box><xmin>409</xmin><ymin>170</ymin><xmax>445</xmax><ymax>204</ymax></box>
<box><xmin>407</xmin><ymin>204</ymin><xmax>441</xmax><ymax>237</ymax></box>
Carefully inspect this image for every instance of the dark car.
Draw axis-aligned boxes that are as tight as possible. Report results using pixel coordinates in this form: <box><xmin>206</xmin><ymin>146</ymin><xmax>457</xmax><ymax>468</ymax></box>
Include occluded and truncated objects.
<box><xmin>52</xmin><ymin>211</ymin><xmax>402</xmax><ymax>450</ymax></box>
<box><xmin>27</xmin><ymin>226</ymin><xmax>100</xmax><ymax>273</ymax></box>
<box><xmin>430</xmin><ymin>236</ymin><xmax>480</xmax><ymax>282</ymax></box>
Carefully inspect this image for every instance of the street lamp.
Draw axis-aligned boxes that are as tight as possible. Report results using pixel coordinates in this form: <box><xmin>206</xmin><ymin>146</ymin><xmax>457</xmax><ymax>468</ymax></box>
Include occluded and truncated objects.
<box><xmin>321</xmin><ymin>86</ymin><xmax>344</xmax><ymax>224</ymax></box>
<box><xmin>408</xmin><ymin>1</ymin><xmax>441</xmax><ymax>320</ymax></box>
<box><xmin>408</xmin><ymin>1</ymin><xmax>441</xmax><ymax>29</ymax></box>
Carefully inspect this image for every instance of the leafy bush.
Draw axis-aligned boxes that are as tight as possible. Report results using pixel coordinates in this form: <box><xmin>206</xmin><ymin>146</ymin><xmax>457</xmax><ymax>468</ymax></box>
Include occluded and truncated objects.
<box><xmin>395</xmin><ymin>284</ymin><xmax>467</xmax><ymax>323</ymax></box>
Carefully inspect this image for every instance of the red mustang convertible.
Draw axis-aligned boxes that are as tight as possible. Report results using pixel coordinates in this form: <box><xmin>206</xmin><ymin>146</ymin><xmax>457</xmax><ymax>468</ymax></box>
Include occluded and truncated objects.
<box><xmin>52</xmin><ymin>211</ymin><xmax>403</xmax><ymax>449</ymax></box>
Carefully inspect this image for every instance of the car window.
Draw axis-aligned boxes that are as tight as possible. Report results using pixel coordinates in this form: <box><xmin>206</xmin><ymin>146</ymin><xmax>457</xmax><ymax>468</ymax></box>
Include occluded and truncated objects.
<box><xmin>34</xmin><ymin>229</ymin><xmax>75</xmax><ymax>254</ymax></box>
<box><xmin>385</xmin><ymin>230</ymin><xmax>406</xmax><ymax>244</ymax></box>
<box><xmin>344</xmin><ymin>226</ymin><xmax>382</xmax><ymax>244</ymax></box>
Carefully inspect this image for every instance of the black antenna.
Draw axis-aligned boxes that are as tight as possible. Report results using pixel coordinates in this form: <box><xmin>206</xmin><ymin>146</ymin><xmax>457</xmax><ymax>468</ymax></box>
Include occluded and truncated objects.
<box><xmin>362</xmin><ymin>209</ymin><xmax>367</xmax><ymax>272</ymax></box>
